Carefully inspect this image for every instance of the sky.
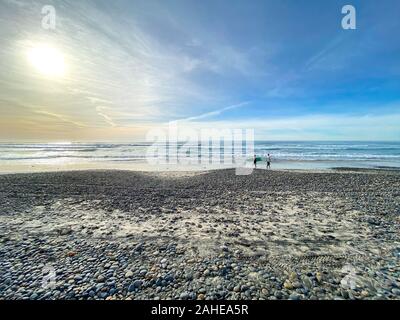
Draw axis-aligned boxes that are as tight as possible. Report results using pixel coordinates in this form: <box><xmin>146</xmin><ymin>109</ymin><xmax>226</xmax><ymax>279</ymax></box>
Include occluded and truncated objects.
<box><xmin>0</xmin><ymin>0</ymin><xmax>399</xmax><ymax>142</ymax></box>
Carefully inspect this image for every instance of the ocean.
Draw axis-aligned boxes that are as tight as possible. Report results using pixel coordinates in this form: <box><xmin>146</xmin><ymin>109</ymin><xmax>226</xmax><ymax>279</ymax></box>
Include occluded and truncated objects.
<box><xmin>0</xmin><ymin>141</ymin><xmax>399</xmax><ymax>171</ymax></box>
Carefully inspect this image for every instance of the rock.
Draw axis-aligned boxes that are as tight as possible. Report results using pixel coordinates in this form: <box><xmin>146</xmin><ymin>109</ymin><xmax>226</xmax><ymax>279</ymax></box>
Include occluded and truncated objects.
<box><xmin>97</xmin><ymin>275</ymin><xmax>105</xmax><ymax>283</ymax></box>
<box><xmin>289</xmin><ymin>293</ymin><xmax>300</xmax><ymax>300</ymax></box>
<box><xmin>132</xmin><ymin>243</ymin><xmax>143</xmax><ymax>254</ymax></box>
<box><xmin>189</xmin><ymin>292</ymin><xmax>197</xmax><ymax>300</ymax></box>
<box><xmin>30</xmin><ymin>293</ymin><xmax>38</xmax><ymax>300</ymax></box>
<box><xmin>316</xmin><ymin>272</ymin><xmax>323</xmax><ymax>283</ymax></box>
<box><xmin>99</xmin><ymin>292</ymin><xmax>108</xmax><ymax>299</ymax></box>
<box><xmin>128</xmin><ymin>280</ymin><xmax>143</xmax><ymax>291</ymax></box>
<box><xmin>155</xmin><ymin>278</ymin><xmax>163</xmax><ymax>286</ymax></box>
<box><xmin>283</xmin><ymin>280</ymin><xmax>294</xmax><ymax>290</ymax></box>
<box><xmin>261</xmin><ymin>288</ymin><xmax>269</xmax><ymax>296</ymax></box>
<box><xmin>185</xmin><ymin>273</ymin><xmax>193</xmax><ymax>281</ymax></box>
<box><xmin>302</xmin><ymin>276</ymin><xmax>313</xmax><ymax>289</ymax></box>
<box><xmin>392</xmin><ymin>288</ymin><xmax>400</xmax><ymax>296</ymax></box>
<box><xmin>366</xmin><ymin>218</ymin><xmax>381</xmax><ymax>226</ymax></box>
<box><xmin>289</xmin><ymin>272</ymin><xmax>297</xmax><ymax>282</ymax></box>
<box><xmin>125</xmin><ymin>271</ymin><xmax>133</xmax><ymax>278</ymax></box>
<box><xmin>340</xmin><ymin>278</ymin><xmax>352</xmax><ymax>290</ymax></box>
<box><xmin>220</xmin><ymin>245</ymin><xmax>229</xmax><ymax>252</ymax></box>
<box><xmin>96</xmin><ymin>283</ymin><xmax>105</xmax><ymax>291</ymax></box>
<box><xmin>58</xmin><ymin>227</ymin><xmax>73</xmax><ymax>236</ymax></box>
<box><xmin>274</xmin><ymin>290</ymin><xmax>283</xmax><ymax>299</ymax></box>
<box><xmin>180</xmin><ymin>292</ymin><xmax>189</xmax><ymax>300</ymax></box>
<box><xmin>340</xmin><ymin>288</ymin><xmax>349</xmax><ymax>299</ymax></box>
<box><xmin>164</xmin><ymin>274</ymin><xmax>174</xmax><ymax>282</ymax></box>
<box><xmin>140</xmin><ymin>268</ymin><xmax>148</xmax><ymax>276</ymax></box>
<box><xmin>197</xmin><ymin>293</ymin><xmax>205</xmax><ymax>300</ymax></box>
<box><xmin>361</xmin><ymin>290</ymin><xmax>370</xmax><ymax>298</ymax></box>
<box><xmin>74</xmin><ymin>275</ymin><xmax>83</xmax><ymax>281</ymax></box>
<box><xmin>240</xmin><ymin>285</ymin><xmax>249</xmax><ymax>292</ymax></box>
<box><xmin>219</xmin><ymin>267</ymin><xmax>228</xmax><ymax>276</ymax></box>
<box><xmin>42</xmin><ymin>292</ymin><xmax>52</xmax><ymax>300</ymax></box>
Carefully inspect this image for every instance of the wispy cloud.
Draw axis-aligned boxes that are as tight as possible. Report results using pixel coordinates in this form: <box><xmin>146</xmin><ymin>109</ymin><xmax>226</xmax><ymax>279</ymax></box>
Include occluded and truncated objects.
<box><xmin>95</xmin><ymin>106</ymin><xmax>116</xmax><ymax>127</ymax></box>
<box><xmin>304</xmin><ymin>36</ymin><xmax>346</xmax><ymax>72</ymax></box>
<box><xmin>0</xmin><ymin>0</ymin><xmax>399</xmax><ymax>141</ymax></box>
<box><xmin>178</xmin><ymin>102</ymin><xmax>250</xmax><ymax>122</ymax></box>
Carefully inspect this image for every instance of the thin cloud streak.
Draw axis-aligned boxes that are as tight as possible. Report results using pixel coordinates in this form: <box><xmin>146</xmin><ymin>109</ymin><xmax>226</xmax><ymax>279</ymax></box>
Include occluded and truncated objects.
<box><xmin>178</xmin><ymin>102</ymin><xmax>250</xmax><ymax>122</ymax></box>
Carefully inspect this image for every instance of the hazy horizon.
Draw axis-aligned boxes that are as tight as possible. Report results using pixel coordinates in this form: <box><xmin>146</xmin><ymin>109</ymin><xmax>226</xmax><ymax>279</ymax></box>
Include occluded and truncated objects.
<box><xmin>1</xmin><ymin>139</ymin><xmax>400</xmax><ymax>144</ymax></box>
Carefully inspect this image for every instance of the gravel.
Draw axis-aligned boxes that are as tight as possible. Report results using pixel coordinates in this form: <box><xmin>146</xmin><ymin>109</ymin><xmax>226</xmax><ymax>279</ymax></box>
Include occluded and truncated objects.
<box><xmin>0</xmin><ymin>169</ymin><xmax>399</xmax><ymax>300</ymax></box>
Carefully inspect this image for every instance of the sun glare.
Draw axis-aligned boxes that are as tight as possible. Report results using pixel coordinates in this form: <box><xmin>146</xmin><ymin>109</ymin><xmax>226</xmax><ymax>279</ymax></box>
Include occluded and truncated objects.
<box><xmin>27</xmin><ymin>45</ymin><xmax>66</xmax><ymax>77</ymax></box>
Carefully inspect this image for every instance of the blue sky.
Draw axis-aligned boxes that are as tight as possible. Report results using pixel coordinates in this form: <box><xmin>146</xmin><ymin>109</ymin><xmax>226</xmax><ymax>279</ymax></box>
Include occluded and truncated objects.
<box><xmin>0</xmin><ymin>0</ymin><xmax>399</xmax><ymax>141</ymax></box>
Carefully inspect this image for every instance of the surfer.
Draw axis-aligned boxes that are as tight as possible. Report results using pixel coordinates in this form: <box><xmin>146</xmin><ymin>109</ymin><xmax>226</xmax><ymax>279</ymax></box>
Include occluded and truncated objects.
<box><xmin>266</xmin><ymin>154</ymin><xmax>271</xmax><ymax>169</ymax></box>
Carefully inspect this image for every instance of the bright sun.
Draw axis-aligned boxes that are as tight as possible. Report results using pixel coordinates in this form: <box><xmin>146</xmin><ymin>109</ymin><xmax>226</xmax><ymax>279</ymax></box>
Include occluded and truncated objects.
<box><xmin>27</xmin><ymin>45</ymin><xmax>66</xmax><ymax>77</ymax></box>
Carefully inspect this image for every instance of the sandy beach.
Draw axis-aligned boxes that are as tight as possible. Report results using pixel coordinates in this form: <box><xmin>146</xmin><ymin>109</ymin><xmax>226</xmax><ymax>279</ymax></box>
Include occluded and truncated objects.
<box><xmin>0</xmin><ymin>168</ymin><xmax>399</xmax><ymax>300</ymax></box>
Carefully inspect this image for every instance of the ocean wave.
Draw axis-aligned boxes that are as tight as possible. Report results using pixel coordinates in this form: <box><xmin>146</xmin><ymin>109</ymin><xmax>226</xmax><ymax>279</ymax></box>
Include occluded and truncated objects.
<box><xmin>1</xmin><ymin>142</ymin><xmax>400</xmax><ymax>164</ymax></box>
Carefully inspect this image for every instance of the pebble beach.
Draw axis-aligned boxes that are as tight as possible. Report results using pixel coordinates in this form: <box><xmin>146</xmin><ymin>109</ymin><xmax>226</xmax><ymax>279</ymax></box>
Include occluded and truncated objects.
<box><xmin>0</xmin><ymin>168</ymin><xmax>399</xmax><ymax>300</ymax></box>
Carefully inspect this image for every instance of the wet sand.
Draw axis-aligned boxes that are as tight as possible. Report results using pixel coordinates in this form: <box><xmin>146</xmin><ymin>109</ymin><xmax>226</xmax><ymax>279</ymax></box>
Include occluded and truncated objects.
<box><xmin>0</xmin><ymin>169</ymin><xmax>399</xmax><ymax>300</ymax></box>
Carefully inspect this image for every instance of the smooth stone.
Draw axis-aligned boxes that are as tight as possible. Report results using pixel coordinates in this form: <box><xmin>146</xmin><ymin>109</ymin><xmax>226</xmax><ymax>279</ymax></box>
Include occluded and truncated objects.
<box><xmin>164</xmin><ymin>274</ymin><xmax>174</xmax><ymax>282</ymax></box>
<box><xmin>283</xmin><ymin>280</ymin><xmax>294</xmax><ymax>290</ymax></box>
<box><xmin>30</xmin><ymin>293</ymin><xmax>38</xmax><ymax>300</ymax></box>
<box><xmin>128</xmin><ymin>280</ymin><xmax>142</xmax><ymax>292</ymax></box>
<box><xmin>139</xmin><ymin>269</ymin><xmax>147</xmax><ymax>276</ymax></box>
<box><xmin>125</xmin><ymin>271</ymin><xmax>133</xmax><ymax>278</ymax></box>
<box><xmin>302</xmin><ymin>276</ymin><xmax>313</xmax><ymax>289</ymax></box>
<box><xmin>274</xmin><ymin>291</ymin><xmax>283</xmax><ymax>299</ymax></box>
<box><xmin>289</xmin><ymin>293</ymin><xmax>300</xmax><ymax>300</ymax></box>
<box><xmin>240</xmin><ymin>285</ymin><xmax>249</xmax><ymax>292</ymax></box>
<box><xmin>180</xmin><ymin>292</ymin><xmax>189</xmax><ymax>300</ymax></box>
<box><xmin>392</xmin><ymin>288</ymin><xmax>400</xmax><ymax>295</ymax></box>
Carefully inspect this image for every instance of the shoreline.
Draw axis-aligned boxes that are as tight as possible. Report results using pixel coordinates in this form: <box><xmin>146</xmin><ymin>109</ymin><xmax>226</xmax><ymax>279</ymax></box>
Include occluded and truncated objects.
<box><xmin>1</xmin><ymin>162</ymin><xmax>399</xmax><ymax>176</ymax></box>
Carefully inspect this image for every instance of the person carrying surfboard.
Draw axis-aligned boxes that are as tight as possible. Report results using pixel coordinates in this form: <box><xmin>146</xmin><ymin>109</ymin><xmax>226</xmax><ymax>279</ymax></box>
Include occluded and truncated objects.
<box><xmin>254</xmin><ymin>155</ymin><xmax>263</xmax><ymax>168</ymax></box>
<box><xmin>266</xmin><ymin>154</ymin><xmax>271</xmax><ymax>169</ymax></box>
